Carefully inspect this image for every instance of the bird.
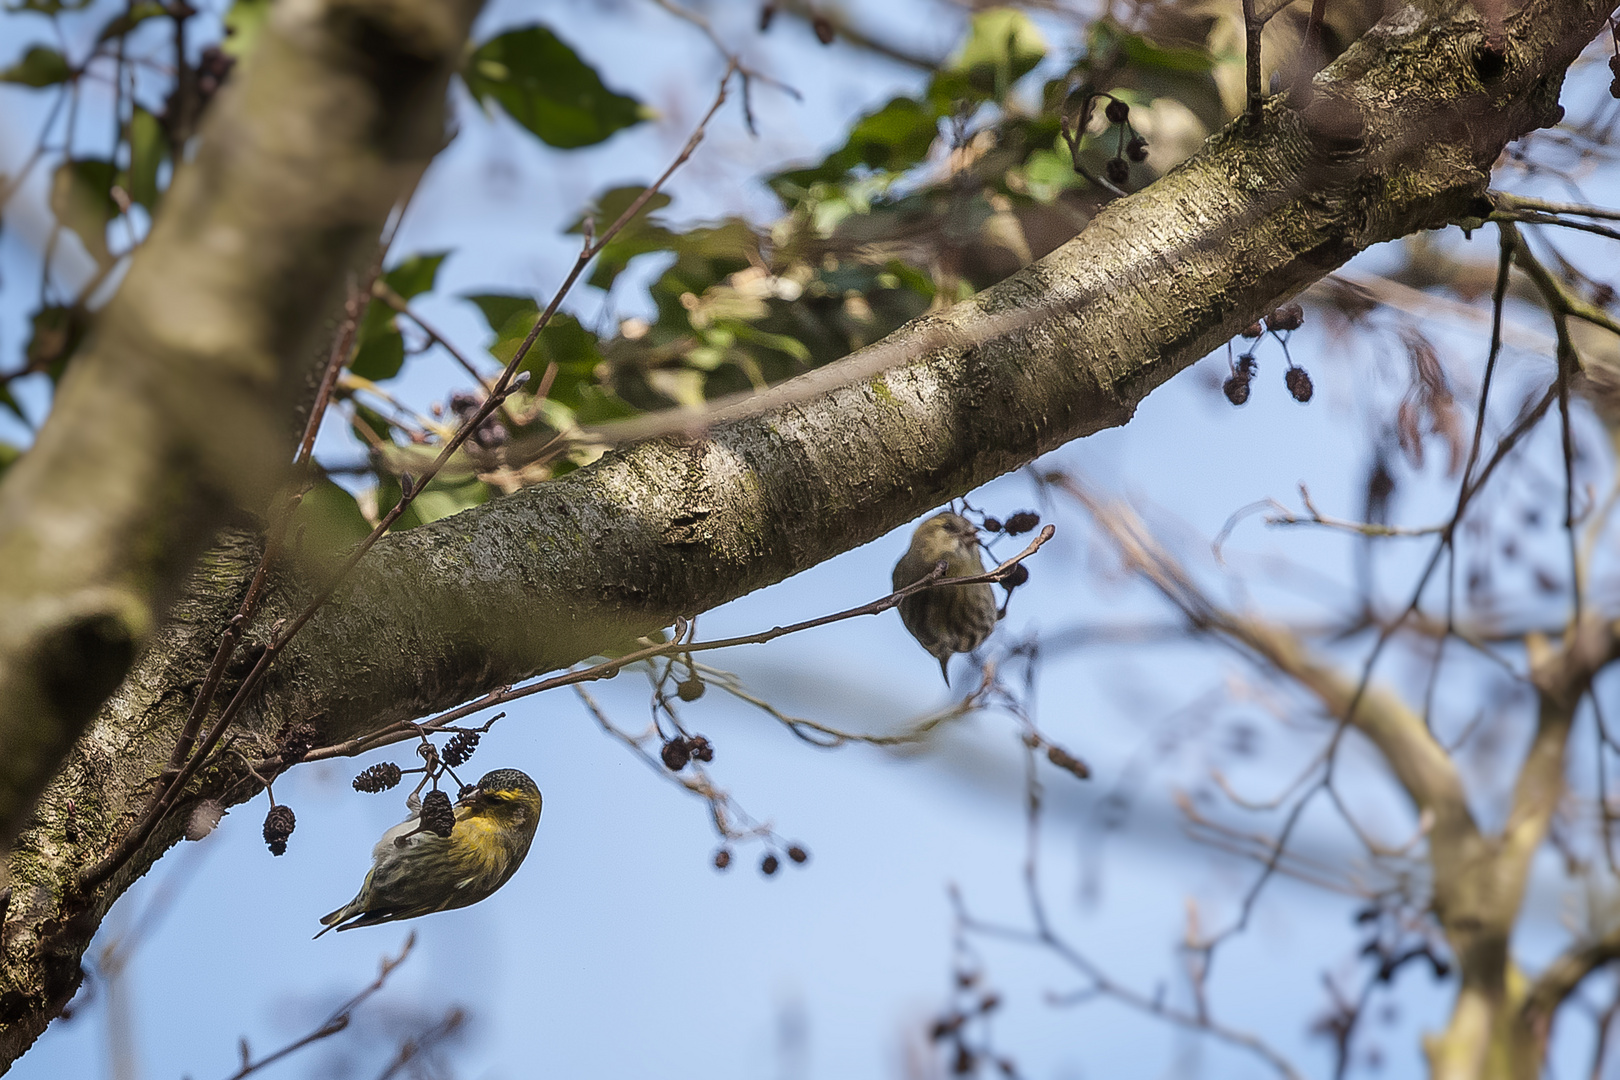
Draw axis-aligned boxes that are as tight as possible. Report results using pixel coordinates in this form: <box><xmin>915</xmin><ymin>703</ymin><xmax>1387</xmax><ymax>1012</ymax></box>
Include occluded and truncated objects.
<box><xmin>316</xmin><ymin>768</ymin><xmax>542</xmax><ymax>936</ymax></box>
<box><xmin>892</xmin><ymin>511</ymin><xmax>998</xmax><ymax>684</ymax></box>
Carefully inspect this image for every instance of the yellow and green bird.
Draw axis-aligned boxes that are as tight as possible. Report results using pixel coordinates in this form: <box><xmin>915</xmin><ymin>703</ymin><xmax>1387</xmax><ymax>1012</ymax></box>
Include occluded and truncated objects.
<box><xmin>317</xmin><ymin>768</ymin><xmax>542</xmax><ymax>936</ymax></box>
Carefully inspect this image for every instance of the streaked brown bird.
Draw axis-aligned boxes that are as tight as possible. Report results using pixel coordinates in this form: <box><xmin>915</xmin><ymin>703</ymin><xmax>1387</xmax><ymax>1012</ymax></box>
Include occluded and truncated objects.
<box><xmin>892</xmin><ymin>512</ymin><xmax>998</xmax><ymax>683</ymax></box>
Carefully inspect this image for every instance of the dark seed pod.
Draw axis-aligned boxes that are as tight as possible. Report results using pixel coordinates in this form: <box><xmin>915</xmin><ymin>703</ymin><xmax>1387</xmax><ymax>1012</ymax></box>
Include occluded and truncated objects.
<box><xmin>1104</xmin><ymin>156</ymin><xmax>1129</xmax><ymax>186</ymax></box>
<box><xmin>1046</xmin><ymin>744</ymin><xmax>1092</xmax><ymax>779</ymax></box>
<box><xmin>761</xmin><ymin>853</ymin><xmax>781</xmax><ymax>876</ymax></box>
<box><xmin>1003</xmin><ymin>511</ymin><xmax>1040</xmax><ymax>535</ymax></box>
<box><xmin>714</xmin><ymin>848</ymin><xmax>733</xmax><ymax>870</ymax></box>
<box><xmin>953</xmin><ymin>1045</ymin><xmax>977</xmax><ymax>1075</ymax></box>
<box><xmin>1285</xmin><ymin>366</ymin><xmax>1315</xmax><ymax>402</ymax></box>
<box><xmin>1104</xmin><ymin>98</ymin><xmax>1130</xmax><ymax>124</ymax></box>
<box><xmin>442</xmin><ymin>730</ymin><xmax>481</xmax><ymax>768</ymax></box>
<box><xmin>278</xmin><ymin>721</ymin><xmax>319</xmax><ymax>761</ymax></box>
<box><xmin>980</xmin><ymin>992</ymin><xmax>1002</xmax><ymax>1013</ymax></box>
<box><xmin>930</xmin><ymin>1014</ymin><xmax>964</xmax><ymax>1041</ymax></box>
<box><xmin>676</xmin><ymin>678</ymin><xmax>705</xmax><ymax>702</ymax></box>
<box><xmin>1223</xmin><ymin>375</ymin><xmax>1251</xmax><ymax>406</ymax></box>
<box><xmin>787</xmin><ymin>844</ymin><xmax>809</xmax><ymax>864</ymax></box>
<box><xmin>812</xmin><ymin>15</ymin><xmax>835</xmax><ymax>43</ymax></box>
<box><xmin>1125</xmin><ymin>135</ymin><xmax>1148</xmax><ymax>162</ymax></box>
<box><xmin>661</xmin><ymin>738</ymin><xmax>691</xmax><ymax>772</ymax></box>
<box><xmin>263</xmin><ymin>804</ymin><xmax>296</xmax><ymax>856</ymax></box>
<box><xmin>1001</xmin><ymin>563</ymin><xmax>1030</xmax><ymax>591</ymax></box>
<box><xmin>1266</xmin><ymin>302</ymin><xmax>1305</xmax><ymax>332</ymax></box>
<box><xmin>982</xmin><ymin>517</ymin><xmax>1002</xmax><ymax>533</ymax></box>
<box><xmin>420</xmin><ymin>789</ymin><xmax>456</xmax><ymax>837</ymax></box>
<box><xmin>759</xmin><ymin>2</ymin><xmax>775</xmax><ymax>31</ymax></box>
<box><xmin>353</xmin><ymin>762</ymin><xmax>403</xmax><ymax>793</ymax></box>
<box><xmin>1240</xmin><ymin>322</ymin><xmax>1264</xmax><ymax>338</ymax></box>
<box><xmin>687</xmin><ymin>734</ymin><xmax>714</xmax><ymax>763</ymax></box>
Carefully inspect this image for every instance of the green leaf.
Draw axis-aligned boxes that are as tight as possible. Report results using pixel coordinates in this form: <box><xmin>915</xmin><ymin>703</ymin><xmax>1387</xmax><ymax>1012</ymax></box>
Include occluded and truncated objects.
<box><xmin>567</xmin><ymin>187</ymin><xmax>672</xmax><ymax>234</ymax></box>
<box><xmin>462</xmin><ymin>25</ymin><xmax>645</xmax><ymax>149</ymax></box>
<box><xmin>383</xmin><ymin>251</ymin><xmax>448</xmax><ymax>300</ymax></box>
<box><xmin>348</xmin><ymin>252</ymin><xmax>449</xmax><ymax>380</ymax></box>
<box><xmin>936</xmin><ymin>8</ymin><xmax>1046</xmax><ymax>101</ymax></box>
<box><xmin>290</xmin><ymin>478</ymin><xmax>374</xmax><ymax>559</ymax></box>
<box><xmin>522</xmin><ymin>313</ymin><xmax>601</xmax><ymax>397</ymax></box>
<box><xmin>352</xmin><ymin>402</ymin><xmax>394</xmax><ymax>443</ymax></box>
<box><xmin>0</xmin><ymin>46</ymin><xmax>71</xmax><ymax>88</ymax></box>
<box><xmin>117</xmin><ymin>107</ymin><xmax>168</xmax><ymax>211</ymax></box>
<box><xmin>50</xmin><ymin>159</ymin><xmax>117</xmax><ymax>266</ymax></box>
<box><xmin>349</xmin><ymin>299</ymin><xmax>405</xmax><ymax>380</ymax></box>
<box><xmin>466</xmin><ymin>293</ymin><xmax>539</xmax><ymax>363</ymax></box>
<box><xmin>730</xmin><ymin>323</ymin><xmax>812</xmax><ymax>365</ymax></box>
<box><xmin>567</xmin><ymin>186</ymin><xmax>675</xmax><ymax>289</ymax></box>
<box><xmin>463</xmin><ymin>298</ymin><xmax>637</xmax><ymax>421</ymax></box>
<box><xmin>376</xmin><ymin>466</ymin><xmax>489</xmax><ymax>531</ymax></box>
<box><xmin>1101</xmin><ymin>24</ymin><xmax>1215</xmax><ymax>75</ymax></box>
<box><xmin>349</xmin><ymin>328</ymin><xmax>404</xmax><ymax>381</ymax></box>
<box><xmin>404</xmin><ymin>475</ymin><xmax>490</xmax><ymax>527</ymax></box>
<box><xmin>770</xmin><ymin>97</ymin><xmax>941</xmax><ymax>193</ymax></box>
<box><xmin>526</xmin><ymin>312</ymin><xmax>598</xmax><ymax>368</ymax></box>
<box><xmin>96</xmin><ymin>2</ymin><xmax>165</xmax><ymax>42</ymax></box>
<box><xmin>222</xmin><ymin>0</ymin><xmax>271</xmax><ymax>57</ymax></box>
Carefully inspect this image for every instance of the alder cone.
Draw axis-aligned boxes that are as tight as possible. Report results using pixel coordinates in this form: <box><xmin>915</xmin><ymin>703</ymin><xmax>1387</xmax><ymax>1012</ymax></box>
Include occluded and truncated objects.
<box><xmin>1286</xmin><ymin>366</ymin><xmax>1314</xmax><ymax>402</ymax></box>
<box><xmin>420</xmin><ymin>790</ymin><xmax>456</xmax><ymax>837</ymax></box>
<box><xmin>262</xmin><ymin>804</ymin><xmax>295</xmax><ymax>856</ymax></box>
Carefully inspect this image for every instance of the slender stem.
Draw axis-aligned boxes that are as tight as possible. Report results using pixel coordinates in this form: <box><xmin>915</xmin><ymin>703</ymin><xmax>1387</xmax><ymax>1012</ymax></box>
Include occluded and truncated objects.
<box><xmin>276</xmin><ymin>527</ymin><xmax>1054</xmax><ymax>767</ymax></box>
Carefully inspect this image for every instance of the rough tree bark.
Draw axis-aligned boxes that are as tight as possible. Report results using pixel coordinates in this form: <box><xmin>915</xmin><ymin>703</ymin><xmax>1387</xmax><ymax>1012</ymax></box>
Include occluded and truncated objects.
<box><xmin>0</xmin><ymin>0</ymin><xmax>1611</xmax><ymax>1071</ymax></box>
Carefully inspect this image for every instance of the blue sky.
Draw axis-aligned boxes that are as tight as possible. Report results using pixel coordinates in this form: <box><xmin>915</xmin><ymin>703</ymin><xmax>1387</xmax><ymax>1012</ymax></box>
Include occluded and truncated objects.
<box><xmin>4</xmin><ymin>2</ymin><xmax>1620</xmax><ymax>1078</ymax></box>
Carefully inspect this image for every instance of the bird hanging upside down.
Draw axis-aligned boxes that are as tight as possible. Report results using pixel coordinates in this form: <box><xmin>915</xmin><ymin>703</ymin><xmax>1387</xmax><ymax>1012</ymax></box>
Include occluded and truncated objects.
<box><xmin>317</xmin><ymin>768</ymin><xmax>542</xmax><ymax>936</ymax></box>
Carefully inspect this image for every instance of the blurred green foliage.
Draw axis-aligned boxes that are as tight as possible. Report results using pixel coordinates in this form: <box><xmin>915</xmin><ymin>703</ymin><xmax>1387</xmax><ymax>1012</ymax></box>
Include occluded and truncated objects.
<box><xmin>0</xmin><ymin>1</ymin><xmax>1269</xmax><ymax>539</ymax></box>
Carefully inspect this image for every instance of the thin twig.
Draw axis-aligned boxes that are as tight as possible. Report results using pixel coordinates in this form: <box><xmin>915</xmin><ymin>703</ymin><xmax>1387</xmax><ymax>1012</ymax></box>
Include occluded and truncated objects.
<box><xmin>272</xmin><ymin>526</ymin><xmax>1055</xmax><ymax>768</ymax></box>
<box><xmin>1492</xmin><ymin>208</ymin><xmax>1620</xmax><ymax>243</ymax></box>
<box><xmin>216</xmin><ymin>934</ymin><xmax>415</xmax><ymax>1080</ymax></box>
<box><xmin>953</xmin><ymin>740</ymin><xmax>1304</xmax><ymax>1079</ymax></box>
<box><xmin>645</xmin><ymin>0</ymin><xmax>801</xmax><ymax>132</ymax></box>
<box><xmin>1241</xmin><ymin>0</ymin><xmax>1265</xmax><ymax>123</ymax></box>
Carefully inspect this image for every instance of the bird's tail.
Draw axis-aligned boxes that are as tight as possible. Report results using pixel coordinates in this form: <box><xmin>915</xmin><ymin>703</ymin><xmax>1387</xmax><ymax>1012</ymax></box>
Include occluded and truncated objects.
<box><xmin>313</xmin><ymin>904</ymin><xmax>351</xmax><ymax>939</ymax></box>
<box><xmin>937</xmin><ymin>655</ymin><xmax>952</xmax><ymax>685</ymax></box>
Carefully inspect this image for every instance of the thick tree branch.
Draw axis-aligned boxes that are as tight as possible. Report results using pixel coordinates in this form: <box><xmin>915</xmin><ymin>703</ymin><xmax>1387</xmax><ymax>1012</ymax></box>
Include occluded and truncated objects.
<box><xmin>0</xmin><ymin>0</ymin><xmax>1612</xmax><ymax>1068</ymax></box>
<box><xmin>0</xmin><ymin>0</ymin><xmax>479</xmax><ymax>849</ymax></box>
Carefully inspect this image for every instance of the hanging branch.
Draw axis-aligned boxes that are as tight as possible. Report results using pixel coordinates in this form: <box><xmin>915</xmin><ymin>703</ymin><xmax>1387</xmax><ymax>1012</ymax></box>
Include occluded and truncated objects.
<box><xmin>268</xmin><ymin>526</ymin><xmax>1056</xmax><ymax>769</ymax></box>
<box><xmin>214</xmin><ymin>934</ymin><xmax>416</xmax><ymax>1080</ymax></box>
